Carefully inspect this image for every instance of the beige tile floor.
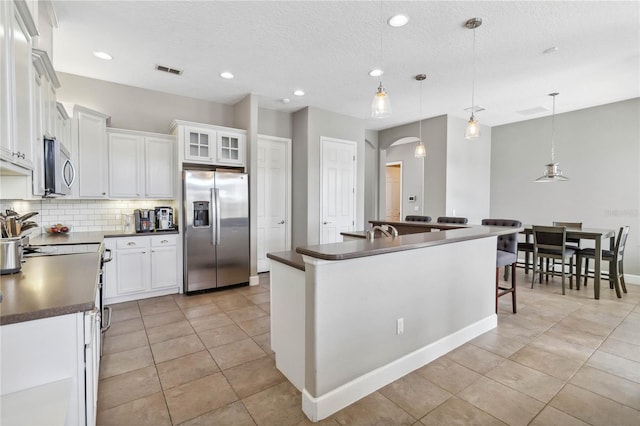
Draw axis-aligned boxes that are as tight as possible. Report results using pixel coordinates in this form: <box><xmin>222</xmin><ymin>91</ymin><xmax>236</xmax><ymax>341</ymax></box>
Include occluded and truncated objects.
<box><xmin>97</xmin><ymin>271</ymin><xmax>640</xmax><ymax>425</ymax></box>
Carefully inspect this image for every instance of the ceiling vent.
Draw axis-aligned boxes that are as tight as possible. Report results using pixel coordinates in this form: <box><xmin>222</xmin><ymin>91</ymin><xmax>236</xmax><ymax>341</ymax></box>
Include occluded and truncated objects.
<box><xmin>464</xmin><ymin>105</ymin><xmax>486</xmax><ymax>113</ymax></box>
<box><xmin>517</xmin><ymin>106</ymin><xmax>548</xmax><ymax>116</ymax></box>
<box><xmin>155</xmin><ymin>65</ymin><xmax>183</xmax><ymax>75</ymax></box>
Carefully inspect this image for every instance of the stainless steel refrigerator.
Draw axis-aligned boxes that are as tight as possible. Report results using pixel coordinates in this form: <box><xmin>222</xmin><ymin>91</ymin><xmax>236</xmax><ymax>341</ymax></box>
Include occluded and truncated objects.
<box><xmin>183</xmin><ymin>168</ymin><xmax>249</xmax><ymax>292</ymax></box>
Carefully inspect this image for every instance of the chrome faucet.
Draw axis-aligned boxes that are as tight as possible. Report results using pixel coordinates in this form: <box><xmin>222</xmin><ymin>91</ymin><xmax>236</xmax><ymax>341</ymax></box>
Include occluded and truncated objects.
<box><xmin>367</xmin><ymin>224</ymin><xmax>399</xmax><ymax>240</ymax></box>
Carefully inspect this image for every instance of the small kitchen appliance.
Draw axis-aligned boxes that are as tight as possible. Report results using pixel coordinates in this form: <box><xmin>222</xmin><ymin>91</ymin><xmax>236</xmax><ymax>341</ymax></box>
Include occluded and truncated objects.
<box><xmin>155</xmin><ymin>206</ymin><xmax>174</xmax><ymax>231</ymax></box>
<box><xmin>0</xmin><ymin>235</ymin><xmax>28</xmax><ymax>274</ymax></box>
<box><xmin>134</xmin><ymin>209</ymin><xmax>155</xmax><ymax>232</ymax></box>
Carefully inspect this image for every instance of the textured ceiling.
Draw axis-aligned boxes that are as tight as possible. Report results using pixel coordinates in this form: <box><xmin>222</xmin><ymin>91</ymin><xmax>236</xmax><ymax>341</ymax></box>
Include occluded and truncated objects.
<box><xmin>52</xmin><ymin>1</ymin><xmax>640</xmax><ymax>131</ymax></box>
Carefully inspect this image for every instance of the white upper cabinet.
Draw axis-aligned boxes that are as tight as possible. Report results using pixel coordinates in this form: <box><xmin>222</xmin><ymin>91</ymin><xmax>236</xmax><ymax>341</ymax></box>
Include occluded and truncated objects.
<box><xmin>0</xmin><ymin>0</ymin><xmax>38</xmax><ymax>172</ymax></box>
<box><xmin>217</xmin><ymin>131</ymin><xmax>244</xmax><ymax>166</ymax></box>
<box><xmin>145</xmin><ymin>135</ymin><xmax>175</xmax><ymax>198</ymax></box>
<box><xmin>75</xmin><ymin>106</ymin><xmax>110</xmax><ymax>198</ymax></box>
<box><xmin>108</xmin><ymin>128</ymin><xmax>175</xmax><ymax>199</ymax></box>
<box><xmin>171</xmin><ymin>120</ymin><xmax>246</xmax><ymax>167</ymax></box>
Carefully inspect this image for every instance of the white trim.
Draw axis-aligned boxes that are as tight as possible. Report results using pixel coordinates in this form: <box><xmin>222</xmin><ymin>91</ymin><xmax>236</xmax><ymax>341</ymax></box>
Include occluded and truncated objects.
<box><xmin>319</xmin><ymin>137</ymin><xmax>357</xmax><ymax>244</ymax></box>
<box><xmin>249</xmin><ymin>275</ymin><xmax>260</xmax><ymax>286</ymax></box>
<box><xmin>389</xmin><ymin>136</ymin><xmax>420</xmax><ymax>147</ymax></box>
<box><xmin>301</xmin><ymin>314</ymin><xmax>497</xmax><ymax>422</ymax></box>
<box><xmin>624</xmin><ymin>274</ymin><xmax>640</xmax><ymax>285</ymax></box>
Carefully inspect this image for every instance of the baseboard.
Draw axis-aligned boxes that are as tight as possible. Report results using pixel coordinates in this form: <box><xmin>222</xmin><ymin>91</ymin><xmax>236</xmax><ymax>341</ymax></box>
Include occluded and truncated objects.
<box><xmin>624</xmin><ymin>274</ymin><xmax>640</xmax><ymax>285</ymax></box>
<box><xmin>249</xmin><ymin>275</ymin><xmax>260</xmax><ymax>286</ymax></box>
<box><xmin>301</xmin><ymin>314</ymin><xmax>497</xmax><ymax>422</ymax></box>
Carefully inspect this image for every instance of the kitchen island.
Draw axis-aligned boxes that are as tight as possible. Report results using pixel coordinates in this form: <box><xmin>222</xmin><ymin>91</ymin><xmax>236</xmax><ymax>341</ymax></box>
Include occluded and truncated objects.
<box><xmin>268</xmin><ymin>225</ymin><xmax>520</xmax><ymax>422</ymax></box>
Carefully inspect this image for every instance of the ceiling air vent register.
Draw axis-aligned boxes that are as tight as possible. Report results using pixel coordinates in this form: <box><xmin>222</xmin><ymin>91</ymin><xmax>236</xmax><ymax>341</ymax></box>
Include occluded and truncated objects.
<box><xmin>156</xmin><ymin>65</ymin><xmax>183</xmax><ymax>75</ymax></box>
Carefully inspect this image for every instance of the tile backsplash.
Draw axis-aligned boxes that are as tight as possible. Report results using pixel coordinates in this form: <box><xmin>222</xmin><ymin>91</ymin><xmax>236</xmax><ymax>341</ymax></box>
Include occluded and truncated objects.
<box><xmin>0</xmin><ymin>199</ymin><xmax>177</xmax><ymax>233</ymax></box>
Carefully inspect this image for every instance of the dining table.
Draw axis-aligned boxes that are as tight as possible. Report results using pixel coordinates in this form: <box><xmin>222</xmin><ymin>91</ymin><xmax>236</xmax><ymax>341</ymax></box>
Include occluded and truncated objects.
<box><xmin>521</xmin><ymin>225</ymin><xmax>617</xmax><ymax>300</ymax></box>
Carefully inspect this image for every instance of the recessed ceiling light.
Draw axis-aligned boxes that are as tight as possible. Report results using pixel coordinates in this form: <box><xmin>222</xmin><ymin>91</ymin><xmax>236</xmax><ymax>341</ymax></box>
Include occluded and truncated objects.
<box><xmin>369</xmin><ymin>69</ymin><xmax>383</xmax><ymax>77</ymax></box>
<box><xmin>293</xmin><ymin>90</ymin><xmax>305</xmax><ymax>96</ymax></box>
<box><xmin>220</xmin><ymin>71</ymin><xmax>234</xmax><ymax>79</ymax></box>
<box><xmin>93</xmin><ymin>51</ymin><xmax>112</xmax><ymax>60</ymax></box>
<box><xmin>387</xmin><ymin>14</ymin><xmax>409</xmax><ymax>27</ymax></box>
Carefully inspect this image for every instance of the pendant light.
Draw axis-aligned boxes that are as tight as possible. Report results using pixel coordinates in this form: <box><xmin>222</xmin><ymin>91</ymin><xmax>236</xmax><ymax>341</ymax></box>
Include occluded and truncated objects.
<box><xmin>535</xmin><ymin>92</ymin><xmax>569</xmax><ymax>182</ymax></box>
<box><xmin>464</xmin><ymin>17</ymin><xmax>482</xmax><ymax>139</ymax></box>
<box><xmin>414</xmin><ymin>74</ymin><xmax>427</xmax><ymax>158</ymax></box>
<box><xmin>371</xmin><ymin>0</ymin><xmax>391</xmax><ymax>118</ymax></box>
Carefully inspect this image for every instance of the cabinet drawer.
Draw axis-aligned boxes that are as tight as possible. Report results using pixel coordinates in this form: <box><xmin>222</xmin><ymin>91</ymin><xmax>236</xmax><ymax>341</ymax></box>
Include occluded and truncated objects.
<box><xmin>116</xmin><ymin>237</ymin><xmax>150</xmax><ymax>250</ymax></box>
<box><xmin>151</xmin><ymin>235</ymin><xmax>177</xmax><ymax>247</ymax></box>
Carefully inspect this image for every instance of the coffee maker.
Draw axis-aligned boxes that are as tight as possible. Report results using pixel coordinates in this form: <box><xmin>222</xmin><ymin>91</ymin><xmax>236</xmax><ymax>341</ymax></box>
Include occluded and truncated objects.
<box><xmin>134</xmin><ymin>209</ymin><xmax>155</xmax><ymax>232</ymax></box>
<box><xmin>155</xmin><ymin>206</ymin><xmax>174</xmax><ymax>231</ymax></box>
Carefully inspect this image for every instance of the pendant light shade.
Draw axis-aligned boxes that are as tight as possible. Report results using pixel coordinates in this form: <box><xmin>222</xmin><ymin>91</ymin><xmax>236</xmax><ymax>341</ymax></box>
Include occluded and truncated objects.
<box><xmin>371</xmin><ymin>0</ymin><xmax>391</xmax><ymax>118</ymax></box>
<box><xmin>414</xmin><ymin>74</ymin><xmax>427</xmax><ymax>158</ymax></box>
<box><xmin>464</xmin><ymin>17</ymin><xmax>482</xmax><ymax>139</ymax></box>
<box><xmin>465</xmin><ymin>115</ymin><xmax>480</xmax><ymax>139</ymax></box>
<box><xmin>372</xmin><ymin>82</ymin><xmax>392</xmax><ymax>118</ymax></box>
<box><xmin>535</xmin><ymin>92</ymin><xmax>569</xmax><ymax>182</ymax></box>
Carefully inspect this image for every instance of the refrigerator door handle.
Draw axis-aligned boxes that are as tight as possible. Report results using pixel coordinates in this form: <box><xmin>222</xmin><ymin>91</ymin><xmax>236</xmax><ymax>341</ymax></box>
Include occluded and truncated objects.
<box><xmin>214</xmin><ymin>188</ymin><xmax>221</xmax><ymax>245</ymax></box>
<box><xmin>214</xmin><ymin>188</ymin><xmax>218</xmax><ymax>246</ymax></box>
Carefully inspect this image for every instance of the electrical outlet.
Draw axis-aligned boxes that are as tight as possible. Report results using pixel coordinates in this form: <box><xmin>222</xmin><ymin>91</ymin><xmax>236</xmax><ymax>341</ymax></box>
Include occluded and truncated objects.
<box><xmin>396</xmin><ymin>318</ymin><xmax>404</xmax><ymax>335</ymax></box>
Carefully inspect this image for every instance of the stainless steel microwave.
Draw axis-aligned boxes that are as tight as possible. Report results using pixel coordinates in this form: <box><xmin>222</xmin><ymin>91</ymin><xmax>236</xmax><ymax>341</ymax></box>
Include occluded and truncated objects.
<box><xmin>44</xmin><ymin>138</ymin><xmax>75</xmax><ymax>197</ymax></box>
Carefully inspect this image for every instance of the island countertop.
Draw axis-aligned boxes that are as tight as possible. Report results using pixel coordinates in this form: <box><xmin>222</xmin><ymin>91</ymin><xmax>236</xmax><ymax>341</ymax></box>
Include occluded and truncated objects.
<box><xmin>297</xmin><ymin>225</ymin><xmax>522</xmax><ymax>261</ymax></box>
<box><xmin>0</xmin><ymin>252</ymin><xmax>101</xmax><ymax>325</ymax></box>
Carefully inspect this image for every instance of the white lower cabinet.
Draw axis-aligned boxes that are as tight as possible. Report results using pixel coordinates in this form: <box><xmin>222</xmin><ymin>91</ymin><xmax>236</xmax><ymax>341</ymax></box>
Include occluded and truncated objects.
<box><xmin>0</xmin><ymin>302</ymin><xmax>100</xmax><ymax>426</ymax></box>
<box><xmin>104</xmin><ymin>234</ymin><xmax>179</xmax><ymax>304</ymax></box>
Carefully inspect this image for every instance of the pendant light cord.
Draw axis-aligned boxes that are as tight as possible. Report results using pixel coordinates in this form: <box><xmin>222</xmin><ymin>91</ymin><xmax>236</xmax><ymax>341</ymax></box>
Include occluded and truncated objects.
<box><xmin>551</xmin><ymin>94</ymin><xmax>556</xmax><ymax>163</ymax></box>
<box><xmin>378</xmin><ymin>0</ymin><xmax>383</xmax><ymax>75</ymax></box>
<box><xmin>419</xmin><ymin>80</ymin><xmax>423</xmax><ymax>142</ymax></box>
<box><xmin>471</xmin><ymin>27</ymin><xmax>476</xmax><ymax>116</ymax></box>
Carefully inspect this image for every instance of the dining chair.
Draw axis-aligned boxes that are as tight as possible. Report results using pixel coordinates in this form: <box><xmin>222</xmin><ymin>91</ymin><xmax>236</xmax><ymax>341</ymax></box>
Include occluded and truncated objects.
<box><xmin>552</xmin><ymin>221</ymin><xmax>582</xmax><ymax>280</ymax></box>
<box><xmin>436</xmin><ymin>216</ymin><xmax>468</xmax><ymax>224</ymax></box>
<box><xmin>531</xmin><ymin>225</ymin><xmax>575</xmax><ymax>295</ymax></box>
<box><xmin>481</xmin><ymin>219</ymin><xmax>522</xmax><ymax>313</ymax></box>
<box><xmin>405</xmin><ymin>215</ymin><xmax>431</xmax><ymax>222</ymax></box>
<box><xmin>577</xmin><ymin>226</ymin><xmax>629</xmax><ymax>298</ymax></box>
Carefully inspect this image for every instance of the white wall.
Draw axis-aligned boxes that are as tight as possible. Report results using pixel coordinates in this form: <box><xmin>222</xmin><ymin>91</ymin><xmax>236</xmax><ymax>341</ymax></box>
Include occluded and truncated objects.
<box><xmin>491</xmin><ymin>98</ymin><xmax>640</xmax><ymax>275</ymax></box>
<box><xmin>258</xmin><ymin>108</ymin><xmax>292</xmax><ymax>139</ymax></box>
<box><xmin>446</xmin><ymin>116</ymin><xmax>491</xmax><ymax>224</ymax></box>
<box><xmin>57</xmin><ymin>73</ymin><xmax>234</xmax><ymax>134</ymax></box>
<box><xmin>292</xmin><ymin>107</ymin><xmax>365</xmax><ymax>246</ymax></box>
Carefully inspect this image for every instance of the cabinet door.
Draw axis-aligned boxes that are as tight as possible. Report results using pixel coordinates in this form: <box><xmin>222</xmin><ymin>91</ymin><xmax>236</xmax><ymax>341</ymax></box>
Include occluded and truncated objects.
<box><xmin>108</xmin><ymin>132</ymin><xmax>143</xmax><ymax>198</ymax></box>
<box><xmin>151</xmin><ymin>246</ymin><xmax>177</xmax><ymax>290</ymax></box>
<box><xmin>10</xmin><ymin>5</ymin><xmax>33</xmax><ymax>170</ymax></box>
<box><xmin>145</xmin><ymin>136</ymin><xmax>174</xmax><ymax>198</ymax></box>
<box><xmin>116</xmin><ymin>249</ymin><xmax>149</xmax><ymax>294</ymax></box>
<box><xmin>183</xmin><ymin>126</ymin><xmax>215</xmax><ymax>163</ymax></box>
<box><xmin>77</xmin><ymin>109</ymin><xmax>108</xmax><ymax>198</ymax></box>
<box><xmin>217</xmin><ymin>131</ymin><xmax>244</xmax><ymax>165</ymax></box>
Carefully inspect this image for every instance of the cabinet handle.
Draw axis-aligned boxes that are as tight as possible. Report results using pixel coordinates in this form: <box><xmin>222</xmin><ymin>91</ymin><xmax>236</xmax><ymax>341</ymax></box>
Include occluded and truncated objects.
<box><xmin>102</xmin><ymin>192</ymin><xmax>106</xmax><ymax>195</ymax></box>
<box><xmin>127</xmin><ymin>242</ymin><xmax>136</xmax><ymax>246</ymax></box>
<box><xmin>278</xmin><ymin>220</ymin><xmax>285</xmax><ymax>224</ymax></box>
<box><xmin>142</xmin><ymin>251</ymin><xmax>146</xmax><ymax>254</ymax></box>
<box><xmin>161</xmin><ymin>239</ymin><xmax>168</xmax><ymax>244</ymax></box>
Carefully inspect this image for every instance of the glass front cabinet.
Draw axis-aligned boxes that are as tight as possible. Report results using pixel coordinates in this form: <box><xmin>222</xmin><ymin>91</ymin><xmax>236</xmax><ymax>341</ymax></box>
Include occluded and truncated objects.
<box><xmin>172</xmin><ymin>121</ymin><xmax>246</xmax><ymax>167</ymax></box>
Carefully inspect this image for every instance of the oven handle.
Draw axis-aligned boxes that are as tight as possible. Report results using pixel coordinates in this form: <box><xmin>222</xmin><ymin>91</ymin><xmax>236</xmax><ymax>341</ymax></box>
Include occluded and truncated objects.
<box><xmin>102</xmin><ymin>248</ymin><xmax>113</xmax><ymax>263</ymax></box>
<box><xmin>101</xmin><ymin>306</ymin><xmax>112</xmax><ymax>333</ymax></box>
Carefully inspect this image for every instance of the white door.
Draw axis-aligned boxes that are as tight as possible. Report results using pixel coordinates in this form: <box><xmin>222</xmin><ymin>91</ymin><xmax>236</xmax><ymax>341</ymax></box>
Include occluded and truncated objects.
<box><xmin>257</xmin><ymin>135</ymin><xmax>291</xmax><ymax>272</ymax></box>
<box><xmin>320</xmin><ymin>137</ymin><xmax>357</xmax><ymax>244</ymax></box>
<box><xmin>385</xmin><ymin>163</ymin><xmax>402</xmax><ymax>221</ymax></box>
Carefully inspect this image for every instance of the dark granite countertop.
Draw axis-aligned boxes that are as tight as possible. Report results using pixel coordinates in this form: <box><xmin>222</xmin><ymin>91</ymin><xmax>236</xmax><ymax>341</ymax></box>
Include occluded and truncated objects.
<box><xmin>0</xmin><ymin>252</ymin><xmax>101</xmax><ymax>325</ymax></box>
<box><xmin>298</xmin><ymin>225</ymin><xmax>523</xmax><ymax>261</ymax></box>
<box><xmin>267</xmin><ymin>250</ymin><xmax>306</xmax><ymax>271</ymax></box>
<box><xmin>28</xmin><ymin>229</ymin><xmax>179</xmax><ymax>246</ymax></box>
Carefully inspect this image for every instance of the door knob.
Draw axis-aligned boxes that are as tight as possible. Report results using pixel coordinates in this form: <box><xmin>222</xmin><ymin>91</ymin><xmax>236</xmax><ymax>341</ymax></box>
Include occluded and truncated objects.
<box><xmin>278</xmin><ymin>220</ymin><xmax>285</xmax><ymax>224</ymax></box>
